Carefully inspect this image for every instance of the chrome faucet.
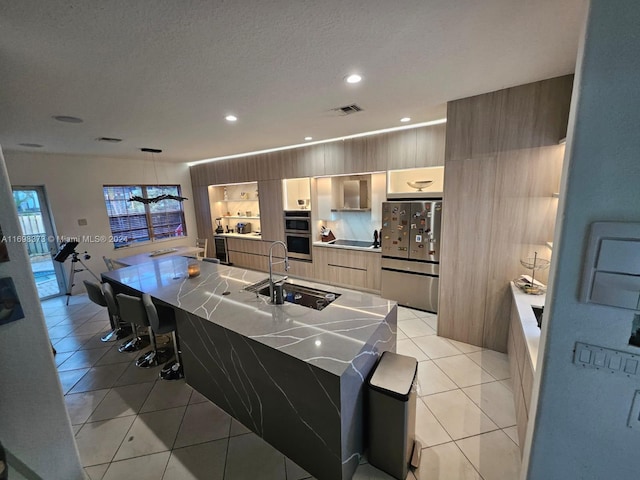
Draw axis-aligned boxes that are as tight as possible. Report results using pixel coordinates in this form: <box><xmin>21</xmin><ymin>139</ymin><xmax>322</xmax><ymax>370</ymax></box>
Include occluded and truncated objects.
<box><xmin>268</xmin><ymin>241</ymin><xmax>289</xmax><ymax>304</ymax></box>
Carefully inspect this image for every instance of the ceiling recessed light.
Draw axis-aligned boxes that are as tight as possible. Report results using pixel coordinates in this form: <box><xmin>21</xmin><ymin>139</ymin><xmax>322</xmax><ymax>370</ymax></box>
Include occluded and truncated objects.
<box><xmin>52</xmin><ymin>115</ymin><xmax>83</xmax><ymax>123</ymax></box>
<box><xmin>225</xmin><ymin>115</ymin><xmax>238</xmax><ymax>122</ymax></box>
<box><xmin>345</xmin><ymin>74</ymin><xmax>362</xmax><ymax>84</ymax></box>
<box><xmin>304</xmin><ymin>136</ymin><xmax>313</xmax><ymax>141</ymax></box>
<box><xmin>18</xmin><ymin>143</ymin><xmax>43</xmax><ymax>148</ymax></box>
<box><xmin>400</xmin><ymin>117</ymin><xmax>411</xmax><ymax>123</ymax></box>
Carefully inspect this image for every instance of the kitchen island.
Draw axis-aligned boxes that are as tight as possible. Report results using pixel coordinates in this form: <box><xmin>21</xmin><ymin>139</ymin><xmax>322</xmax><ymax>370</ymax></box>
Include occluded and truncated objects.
<box><xmin>102</xmin><ymin>256</ymin><xmax>396</xmax><ymax>480</ymax></box>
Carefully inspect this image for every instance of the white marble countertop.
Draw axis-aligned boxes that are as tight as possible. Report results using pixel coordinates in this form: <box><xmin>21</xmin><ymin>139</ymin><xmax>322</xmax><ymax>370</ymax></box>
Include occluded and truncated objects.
<box><xmin>113</xmin><ymin>245</ymin><xmax>204</xmax><ymax>266</ymax></box>
<box><xmin>103</xmin><ymin>256</ymin><xmax>396</xmax><ymax>377</ymax></box>
<box><xmin>313</xmin><ymin>241</ymin><xmax>382</xmax><ymax>253</ymax></box>
<box><xmin>215</xmin><ymin>232</ymin><xmax>262</xmax><ymax>240</ymax></box>
<box><xmin>510</xmin><ymin>282</ymin><xmax>544</xmax><ymax>371</ymax></box>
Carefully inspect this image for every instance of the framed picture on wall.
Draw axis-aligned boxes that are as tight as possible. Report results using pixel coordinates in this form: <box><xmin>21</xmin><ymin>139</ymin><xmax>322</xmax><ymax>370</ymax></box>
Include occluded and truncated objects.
<box><xmin>0</xmin><ymin>277</ymin><xmax>24</xmax><ymax>325</ymax></box>
<box><xmin>0</xmin><ymin>224</ymin><xmax>9</xmax><ymax>262</ymax></box>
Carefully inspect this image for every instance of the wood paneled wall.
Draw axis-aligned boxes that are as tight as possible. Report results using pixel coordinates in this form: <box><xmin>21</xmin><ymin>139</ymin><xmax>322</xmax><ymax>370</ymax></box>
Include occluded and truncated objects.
<box><xmin>438</xmin><ymin>75</ymin><xmax>572</xmax><ymax>352</ymax></box>
<box><xmin>190</xmin><ymin>124</ymin><xmax>446</xmax><ymax>261</ymax></box>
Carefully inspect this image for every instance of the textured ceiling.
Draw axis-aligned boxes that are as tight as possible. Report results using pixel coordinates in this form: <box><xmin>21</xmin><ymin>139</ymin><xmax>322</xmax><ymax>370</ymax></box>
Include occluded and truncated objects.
<box><xmin>0</xmin><ymin>0</ymin><xmax>586</xmax><ymax>163</ymax></box>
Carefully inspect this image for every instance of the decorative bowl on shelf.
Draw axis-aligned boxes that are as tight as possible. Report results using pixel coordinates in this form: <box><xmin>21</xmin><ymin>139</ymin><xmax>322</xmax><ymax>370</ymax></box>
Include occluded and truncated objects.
<box><xmin>406</xmin><ymin>180</ymin><xmax>433</xmax><ymax>191</ymax></box>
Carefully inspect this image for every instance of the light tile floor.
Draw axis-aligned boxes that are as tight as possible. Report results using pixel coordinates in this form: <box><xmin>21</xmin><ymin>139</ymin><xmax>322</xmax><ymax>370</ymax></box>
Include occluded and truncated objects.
<box><xmin>43</xmin><ymin>294</ymin><xmax>521</xmax><ymax>480</ymax></box>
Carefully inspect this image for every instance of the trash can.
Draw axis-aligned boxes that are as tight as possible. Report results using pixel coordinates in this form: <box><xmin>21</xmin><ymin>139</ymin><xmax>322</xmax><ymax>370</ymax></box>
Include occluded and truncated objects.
<box><xmin>367</xmin><ymin>351</ymin><xmax>418</xmax><ymax>480</ymax></box>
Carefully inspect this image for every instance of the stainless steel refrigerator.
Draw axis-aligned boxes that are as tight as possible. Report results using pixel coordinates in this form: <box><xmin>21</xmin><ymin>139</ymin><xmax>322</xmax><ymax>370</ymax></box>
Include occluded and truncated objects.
<box><xmin>380</xmin><ymin>200</ymin><xmax>442</xmax><ymax>312</ymax></box>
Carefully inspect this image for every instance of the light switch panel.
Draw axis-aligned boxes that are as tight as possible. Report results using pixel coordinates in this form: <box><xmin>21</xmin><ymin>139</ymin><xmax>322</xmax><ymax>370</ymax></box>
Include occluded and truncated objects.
<box><xmin>581</xmin><ymin>222</ymin><xmax>640</xmax><ymax>310</ymax></box>
<box><xmin>627</xmin><ymin>390</ymin><xmax>640</xmax><ymax>429</ymax></box>
<box><xmin>591</xmin><ymin>272</ymin><xmax>640</xmax><ymax>310</ymax></box>
<box><xmin>574</xmin><ymin>342</ymin><xmax>640</xmax><ymax>380</ymax></box>
<box><xmin>597</xmin><ymin>239</ymin><xmax>640</xmax><ymax>275</ymax></box>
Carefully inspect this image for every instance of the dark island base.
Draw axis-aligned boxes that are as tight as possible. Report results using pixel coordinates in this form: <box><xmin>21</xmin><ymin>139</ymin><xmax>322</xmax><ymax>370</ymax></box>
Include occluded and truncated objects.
<box><xmin>177</xmin><ymin>309</ymin><xmax>395</xmax><ymax>480</ymax></box>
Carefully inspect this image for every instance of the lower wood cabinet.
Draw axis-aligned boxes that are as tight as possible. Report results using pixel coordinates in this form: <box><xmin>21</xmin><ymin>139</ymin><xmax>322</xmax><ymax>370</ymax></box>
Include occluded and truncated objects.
<box><xmin>508</xmin><ymin>301</ymin><xmax>535</xmax><ymax>456</ymax></box>
<box><xmin>313</xmin><ymin>246</ymin><xmax>381</xmax><ymax>292</ymax></box>
<box><xmin>225</xmin><ymin>239</ymin><xmax>381</xmax><ymax>292</ymax></box>
<box><xmin>226</xmin><ymin>238</ymin><xmax>268</xmax><ymax>271</ymax></box>
<box><xmin>226</xmin><ymin>238</ymin><xmax>313</xmax><ymax>279</ymax></box>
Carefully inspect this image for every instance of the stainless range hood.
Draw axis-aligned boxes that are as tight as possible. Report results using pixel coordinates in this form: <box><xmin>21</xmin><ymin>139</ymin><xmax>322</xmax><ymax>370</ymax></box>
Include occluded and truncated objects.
<box><xmin>331</xmin><ymin>175</ymin><xmax>371</xmax><ymax>212</ymax></box>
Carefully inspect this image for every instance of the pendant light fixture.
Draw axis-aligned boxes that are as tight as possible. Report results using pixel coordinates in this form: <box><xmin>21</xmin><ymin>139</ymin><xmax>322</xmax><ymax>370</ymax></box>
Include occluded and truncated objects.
<box><xmin>129</xmin><ymin>148</ymin><xmax>188</xmax><ymax>204</ymax></box>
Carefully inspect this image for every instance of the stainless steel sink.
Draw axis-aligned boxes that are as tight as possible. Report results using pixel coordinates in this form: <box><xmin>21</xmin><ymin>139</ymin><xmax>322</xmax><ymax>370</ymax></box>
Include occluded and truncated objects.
<box><xmin>245</xmin><ymin>280</ymin><xmax>340</xmax><ymax>310</ymax></box>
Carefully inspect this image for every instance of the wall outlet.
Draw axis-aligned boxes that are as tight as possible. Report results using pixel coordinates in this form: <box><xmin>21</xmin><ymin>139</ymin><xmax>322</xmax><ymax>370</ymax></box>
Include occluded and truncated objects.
<box><xmin>627</xmin><ymin>390</ymin><xmax>640</xmax><ymax>429</ymax></box>
<box><xmin>77</xmin><ymin>218</ymin><xmax>88</xmax><ymax>226</ymax></box>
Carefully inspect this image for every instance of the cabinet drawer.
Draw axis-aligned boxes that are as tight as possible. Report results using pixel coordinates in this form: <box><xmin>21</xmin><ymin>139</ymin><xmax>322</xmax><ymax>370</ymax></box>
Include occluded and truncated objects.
<box><xmin>228</xmin><ymin>251</ymin><xmax>267</xmax><ymax>272</ymax></box>
<box><xmin>327</xmin><ymin>264</ymin><xmax>368</xmax><ymax>289</ymax></box>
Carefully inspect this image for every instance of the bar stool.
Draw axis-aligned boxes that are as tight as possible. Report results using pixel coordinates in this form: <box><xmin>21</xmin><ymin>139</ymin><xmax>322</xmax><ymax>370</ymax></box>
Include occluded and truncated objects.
<box><xmin>142</xmin><ymin>294</ymin><xmax>184</xmax><ymax>380</ymax></box>
<box><xmin>101</xmin><ymin>282</ymin><xmax>132</xmax><ymax>342</ymax></box>
<box><xmin>83</xmin><ymin>280</ymin><xmax>130</xmax><ymax>342</ymax></box>
<box><xmin>114</xmin><ymin>292</ymin><xmax>150</xmax><ymax>353</ymax></box>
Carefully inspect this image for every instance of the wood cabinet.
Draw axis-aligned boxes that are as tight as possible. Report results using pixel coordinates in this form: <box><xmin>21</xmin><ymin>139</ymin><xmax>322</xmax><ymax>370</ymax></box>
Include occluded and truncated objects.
<box><xmin>257</xmin><ymin>179</ymin><xmax>285</xmax><ymax>242</ymax></box>
<box><xmin>508</xmin><ymin>300</ymin><xmax>535</xmax><ymax>455</ymax></box>
<box><xmin>313</xmin><ymin>246</ymin><xmax>381</xmax><ymax>292</ymax></box>
<box><xmin>438</xmin><ymin>75</ymin><xmax>572</xmax><ymax>352</ymax></box>
<box><xmin>225</xmin><ymin>237</ymin><xmax>314</xmax><ymax>280</ymax></box>
<box><xmin>227</xmin><ymin>238</ymin><xmax>268</xmax><ymax>271</ymax></box>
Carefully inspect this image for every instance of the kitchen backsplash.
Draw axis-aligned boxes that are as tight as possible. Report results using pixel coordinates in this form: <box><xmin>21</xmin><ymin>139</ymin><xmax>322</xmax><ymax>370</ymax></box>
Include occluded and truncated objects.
<box><xmin>323</xmin><ymin>211</ymin><xmax>380</xmax><ymax>242</ymax></box>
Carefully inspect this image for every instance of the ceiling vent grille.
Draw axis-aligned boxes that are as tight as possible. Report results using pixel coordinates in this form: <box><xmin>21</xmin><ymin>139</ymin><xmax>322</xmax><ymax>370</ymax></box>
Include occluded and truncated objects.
<box><xmin>97</xmin><ymin>137</ymin><xmax>123</xmax><ymax>143</ymax></box>
<box><xmin>334</xmin><ymin>104</ymin><xmax>363</xmax><ymax>115</ymax></box>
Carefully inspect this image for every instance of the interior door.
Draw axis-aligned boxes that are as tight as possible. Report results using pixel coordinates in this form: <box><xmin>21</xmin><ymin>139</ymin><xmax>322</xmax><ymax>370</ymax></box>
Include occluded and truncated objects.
<box><xmin>12</xmin><ymin>186</ymin><xmax>66</xmax><ymax>299</ymax></box>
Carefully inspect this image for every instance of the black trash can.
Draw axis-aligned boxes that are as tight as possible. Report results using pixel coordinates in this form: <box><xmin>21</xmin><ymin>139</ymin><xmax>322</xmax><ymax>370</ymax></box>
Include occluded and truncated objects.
<box><xmin>367</xmin><ymin>351</ymin><xmax>418</xmax><ymax>480</ymax></box>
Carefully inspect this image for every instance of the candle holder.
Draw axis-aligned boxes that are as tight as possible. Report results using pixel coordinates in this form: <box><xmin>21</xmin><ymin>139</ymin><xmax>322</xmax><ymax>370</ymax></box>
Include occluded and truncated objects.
<box><xmin>187</xmin><ymin>260</ymin><xmax>201</xmax><ymax>278</ymax></box>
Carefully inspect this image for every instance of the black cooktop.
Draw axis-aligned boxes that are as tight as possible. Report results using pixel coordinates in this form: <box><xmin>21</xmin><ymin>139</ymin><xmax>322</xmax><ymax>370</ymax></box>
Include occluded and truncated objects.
<box><xmin>330</xmin><ymin>239</ymin><xmax>374</xmax><ymax>248</ymax></box>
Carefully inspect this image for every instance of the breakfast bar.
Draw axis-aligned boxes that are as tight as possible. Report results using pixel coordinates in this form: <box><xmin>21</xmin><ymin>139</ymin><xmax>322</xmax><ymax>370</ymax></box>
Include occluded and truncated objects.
<box><xmin>102</xmin><ymin>256</ymin><xmax>397</xmax><ymax>480</ymax></box>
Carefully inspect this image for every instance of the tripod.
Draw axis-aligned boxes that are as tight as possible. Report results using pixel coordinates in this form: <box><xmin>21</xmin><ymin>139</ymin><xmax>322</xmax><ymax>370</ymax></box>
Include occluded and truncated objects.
<box><xmin>65</xmin><ymin>251</ymin><xmax>100</xmax><ymax>305</ymax></box>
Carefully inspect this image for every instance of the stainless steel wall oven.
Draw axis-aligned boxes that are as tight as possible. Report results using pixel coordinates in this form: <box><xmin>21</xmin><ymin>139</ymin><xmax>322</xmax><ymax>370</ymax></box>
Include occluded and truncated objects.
<box><xmin>284</xmin><ymin>211</ymin><xmax>312</xmax><ymax>260</ymax></box>
<box><xmin>284</xmin><ymin>210</ymin><xmax>311</xmax><ymax>234</ymax></box>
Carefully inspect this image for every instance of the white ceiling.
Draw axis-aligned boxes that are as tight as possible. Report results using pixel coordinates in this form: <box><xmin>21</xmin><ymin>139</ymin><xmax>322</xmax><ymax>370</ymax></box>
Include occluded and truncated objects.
<box><xmin>0</xmin><ymin>0</ymin><xmax>586</xmax><ymax>164</ymax></box>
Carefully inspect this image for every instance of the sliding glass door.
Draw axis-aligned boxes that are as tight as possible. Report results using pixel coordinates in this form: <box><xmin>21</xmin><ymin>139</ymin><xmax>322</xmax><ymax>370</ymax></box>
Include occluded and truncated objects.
<box><xmin>12</xmin><ymin>186</ymin><xmax>66</xmax><ymax>299</ymax></box>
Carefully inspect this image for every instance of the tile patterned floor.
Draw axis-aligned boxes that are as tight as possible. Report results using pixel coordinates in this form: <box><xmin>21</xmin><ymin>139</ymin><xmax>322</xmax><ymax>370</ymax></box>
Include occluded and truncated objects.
<box><xmin>43</xmin><ymin>294</ymin><xmax>521</xmax><ymax>480</ymax></box>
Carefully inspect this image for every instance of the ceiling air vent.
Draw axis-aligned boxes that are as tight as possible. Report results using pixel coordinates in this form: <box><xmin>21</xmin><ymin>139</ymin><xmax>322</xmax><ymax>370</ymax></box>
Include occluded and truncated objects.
<box><xmin>334</xmin><ymin>104</ymin><xmax>363</xmax><ymax>115</ymax></box>
<box><xmin>97</xmin><ymin>137</ymin><xmax>123</xmax><ymax>143</ymax></box>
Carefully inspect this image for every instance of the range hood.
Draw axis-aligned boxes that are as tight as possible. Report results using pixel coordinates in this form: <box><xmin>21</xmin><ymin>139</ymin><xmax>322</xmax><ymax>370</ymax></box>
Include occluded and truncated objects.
<box><xmin>331</xmin><ymin>177</ymin><xmax>371</xmax><ymax>212</ymax></box>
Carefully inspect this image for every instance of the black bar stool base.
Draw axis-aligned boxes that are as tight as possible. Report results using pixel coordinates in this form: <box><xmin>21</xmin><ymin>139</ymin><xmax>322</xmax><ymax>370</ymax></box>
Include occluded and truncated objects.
<box><xmin>118</xmin><ymin>335</ymin><xmax>150</xmax><ymax>353</ymax></box>
<box><xmin>101</xmin><ymin>325</ymin><xmax>133</xmax><ymax>342</ymax></box>
<box><xmin>135</xmin><ymin>348</ymin><xmax>172</xmax><ymax>368</ymax></box>
<box><xmin>160</xmin><ymin>360</ymin><xmax>184</xmax><ymax>380</ymax></box>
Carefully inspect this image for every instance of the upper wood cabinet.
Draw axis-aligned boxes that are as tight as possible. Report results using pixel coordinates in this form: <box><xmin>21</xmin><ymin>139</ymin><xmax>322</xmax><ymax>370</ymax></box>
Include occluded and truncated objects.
<box><xmin>191</xmin><ymin>125</ymin><xmax>446</xmax><ymax>188</ymax></box>
<box><xmin>324</xmin><ymin>141</ymin><xmax>345</xmax><ymax>175</ymax></box>
<box><xmin>257</xmin><ymin>179</ymin><xmax>285</xmax><ymax>242</ymax></box>
<box><xmin>416</xmin><ymin>123</ymin><xmax>446</xmax><ymax>167</ymax></box>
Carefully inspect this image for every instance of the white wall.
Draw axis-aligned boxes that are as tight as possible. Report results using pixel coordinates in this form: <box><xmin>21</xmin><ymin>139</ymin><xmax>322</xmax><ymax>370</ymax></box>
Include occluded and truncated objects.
<box><xmin>0</xmin><ymin>146</ymin><xmax>84</xmax><ymax>478</ymax></box>
<box><xmin>4</xmin><ymin>151</ymin><xmax>198</xmax><ymax>285</ymax></box>
<box><xmin>525</xmin><ymin>2</ymin><xmax>640</xmax><ymax>478</ymax></box>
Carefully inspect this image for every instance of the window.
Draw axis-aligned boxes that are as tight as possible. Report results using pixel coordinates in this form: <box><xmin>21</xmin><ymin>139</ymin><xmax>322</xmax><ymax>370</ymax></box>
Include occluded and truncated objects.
<box><xmin>103</xmin><ymin>185</ymin><xmax>187</xmax><ymax>248</ymax></box>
